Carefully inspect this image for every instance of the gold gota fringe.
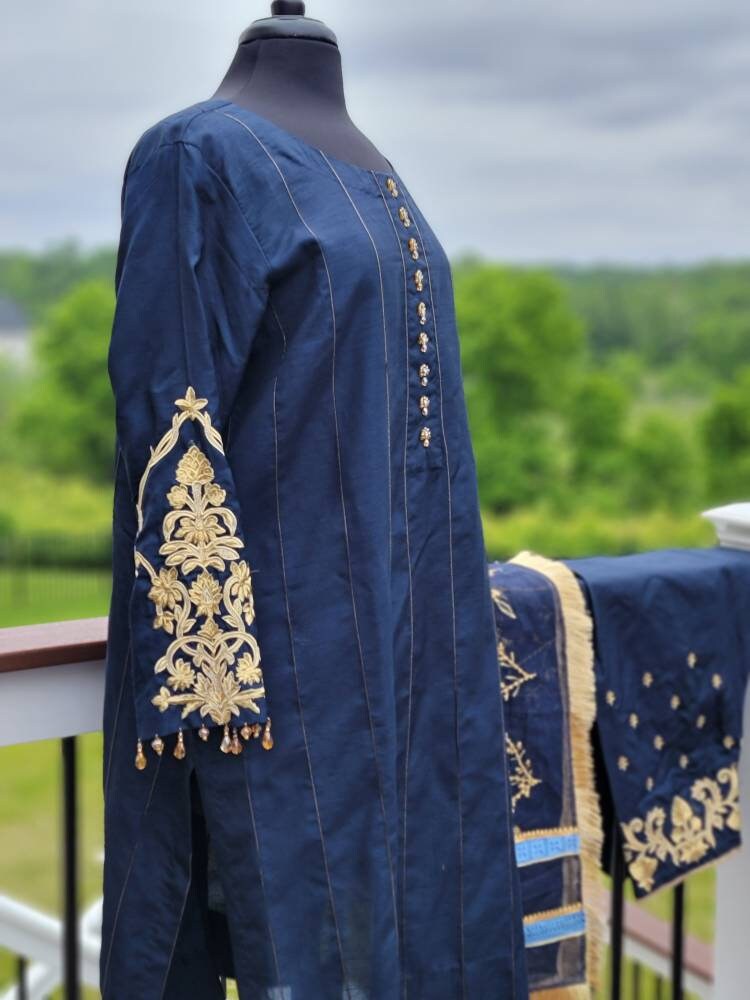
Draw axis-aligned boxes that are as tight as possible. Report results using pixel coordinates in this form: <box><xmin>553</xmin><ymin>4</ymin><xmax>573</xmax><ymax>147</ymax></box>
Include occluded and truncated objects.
<box><xmin>510</xmin><ymin>551</ymin><xmax>605</xmax><ymax>1000</ymax></box>
<box><xmin>134</xmin><ymin>717</ymin><xmax>273</xmax><ymax>769</ymax></box>
<box><xmin>530</xmin><ymin>987</ymin><xmax>592</xmax><ymax>1000</ymax></box>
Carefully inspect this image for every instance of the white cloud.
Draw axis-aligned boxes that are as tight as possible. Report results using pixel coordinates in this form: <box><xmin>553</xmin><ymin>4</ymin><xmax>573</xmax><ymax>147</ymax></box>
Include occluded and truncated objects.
<box><xmin>0</xmin><ymin>0</ymin><xmax>748</xmax><ymax>262</ymax></box>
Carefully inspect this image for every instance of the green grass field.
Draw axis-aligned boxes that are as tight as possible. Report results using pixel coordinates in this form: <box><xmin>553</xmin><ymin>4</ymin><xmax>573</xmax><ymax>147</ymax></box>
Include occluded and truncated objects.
<box><xmin>0</xmin><ymin>566</ymin><xmax>717</xmax><ymax>997</ymax></box>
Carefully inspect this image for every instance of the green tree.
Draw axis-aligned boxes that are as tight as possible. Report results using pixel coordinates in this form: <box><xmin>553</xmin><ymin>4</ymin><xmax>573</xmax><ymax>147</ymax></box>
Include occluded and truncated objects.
<box><xmin>453</xmin><ymin>263</ymin><xmax>585</xmax><ymax>512</ymax></box>
<box><xmin>13</xmin><ymin>280</ymin><xmax>115</xmax><ymax>482</ymax></box>
<box><xmin>692</xmin><ymin>312</ymin><xmax>750</xmax><ymax>381</ymax></box>
<box><xmin>567</xmin><ymin>372</ymin><xmax>630</xmax><ymax>482</ymax></box>
<box><xmin>701</xmin><ymin>368</ymin><xmax>750</xmax><ymax>503</ymax></box>
<box><xmin>0</xmin><ymin>242</ymin><xmax>116</xmax><ymax>323</ymax></box>
<box><xmin>623</xmin><ymin>413</ymin><xmax>697</xmax><ymax>511</ymax></box>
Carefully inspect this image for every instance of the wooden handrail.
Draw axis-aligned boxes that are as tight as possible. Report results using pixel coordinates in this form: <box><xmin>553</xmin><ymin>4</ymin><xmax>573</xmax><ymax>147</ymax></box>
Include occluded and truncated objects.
<box><xmin>0</xmin><ymin>618</ymin><xmax>108</xmax><ymax>674</ymax></box>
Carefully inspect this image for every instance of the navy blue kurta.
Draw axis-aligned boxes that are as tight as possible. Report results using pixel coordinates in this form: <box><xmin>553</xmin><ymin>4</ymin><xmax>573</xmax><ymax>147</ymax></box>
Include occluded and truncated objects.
<box><xmin>101</xmin><ymin>98</ymin><xmax>527</xmax><ymax>999</ymax></box>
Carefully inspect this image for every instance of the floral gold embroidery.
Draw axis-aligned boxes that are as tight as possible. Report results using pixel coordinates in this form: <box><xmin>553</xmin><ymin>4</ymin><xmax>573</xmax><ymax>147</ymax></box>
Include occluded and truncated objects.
<box><xmin>491</xmin><ymin>585</ymin><xmax>537</xmax><ymax>701</ymax></box>
<box><xmin>134</xmin><ymin>387</ymin><xmax>266</xmax><ymax>727</ymax></box>
<box><xmin>620</xmin><ymin>764</ymin><xmax>740</xmax><ymax>892</ymax></box>
<box><xmin>498</xmin><ymin>639</ymin><xmax>537</xmax><ymax>702</ymax></box>
<box><xmin>491</xmin><ymin>585</ymin><xmax>517</xmax><ymax>621</ymax></box>
<box><xmin>506</xmin><ymin>734</ymin><xmax>542</xmax><ymax>809</ymax></box>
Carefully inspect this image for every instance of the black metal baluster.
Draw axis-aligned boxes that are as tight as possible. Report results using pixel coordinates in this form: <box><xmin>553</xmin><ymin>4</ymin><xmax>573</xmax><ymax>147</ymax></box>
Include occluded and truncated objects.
<box><xmin>17</xmin><ymin>955</ymin><xmax>28</xmax><ymax>1000</ymax></box>
<box><xmin>610</xmin><ymin>820</ymin><xmax>625</xmax><ymax>1000</ymax></box>
<box><xmin>671</xmin><ymin>883</ymin><xmax>684</xmax><ymax>1000</ymax></box>
<box><xmin>62</xmin><ymin>735</ymin><xmax>80</xmax><ymax>1000</ymax></box>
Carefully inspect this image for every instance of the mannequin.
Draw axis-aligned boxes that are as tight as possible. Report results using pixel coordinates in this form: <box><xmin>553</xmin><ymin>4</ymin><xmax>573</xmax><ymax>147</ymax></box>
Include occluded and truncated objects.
<box><xmin>213</xmin><ymin>0</ymin><xmax>391</xmax><ymax>171</ymax></box>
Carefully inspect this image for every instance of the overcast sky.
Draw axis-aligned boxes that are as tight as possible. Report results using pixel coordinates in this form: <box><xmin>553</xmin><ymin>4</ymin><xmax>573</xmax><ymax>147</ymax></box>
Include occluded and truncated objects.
<box><xmin>1</xmin><ymin>0</ymin><xmax>748</xmax><ymax>263</ymax></box>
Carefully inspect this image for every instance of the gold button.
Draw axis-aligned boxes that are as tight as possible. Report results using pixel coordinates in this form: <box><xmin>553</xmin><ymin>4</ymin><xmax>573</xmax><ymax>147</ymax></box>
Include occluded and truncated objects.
<box><xmin>417</xmin><ymin>331</ymin><xmax>429</xmax><ymax>352</ymax></box>
<box><xmin>386</xmin><ymin>177</ymin><xmax>399</xmax><ymax>197</ymax></box>
<box><xmin>408</xmin><ymin>237</ymin><xmax>419</xmax><ymax>260</ymax></box>
<box><xmin>419</xmin><ymin>426</ymin><xmax>432</xmax><ymax>447</ymax></box>
<box><xmin>417</xmin><ymin>301</ymin><xmax>427</xmax><ymax>324</ymax></box>
<box><xmin>414</xmin><ymin>269</ymin><xmax>424</xmax><ymax>291</ymax></box>
<box><xmin>419</xmin><ymin>363</ymin><xmax>430</xmax><ymax>386</ymax></box>
<box><xmin>399</xmin><ymin>206</ymin><xmax>411</xmax><ymax>227</ymax></box>
<box><xmin>419</xmin><ymin>395</ymin><xmax>430</xmax><ymax>416</ymax></box>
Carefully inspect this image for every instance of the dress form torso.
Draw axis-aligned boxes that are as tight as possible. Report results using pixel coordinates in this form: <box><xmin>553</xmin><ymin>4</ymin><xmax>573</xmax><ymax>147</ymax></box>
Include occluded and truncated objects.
<box><xmin>213</xmin><ymin>2</ymin><xmax>391</xmax><ymax>171</ymax></box>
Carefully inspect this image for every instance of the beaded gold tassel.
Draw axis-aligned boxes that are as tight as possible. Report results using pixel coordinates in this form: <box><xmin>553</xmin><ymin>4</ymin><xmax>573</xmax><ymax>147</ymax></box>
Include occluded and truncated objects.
<box><xmin>136</xmin><ymin>718</ymin><xmax>274</xmax><ymax>769</ymax></box>
<box><xmin>262</xmin><ymin>717</ymin><xmax>274</xmax><ymax>750</ymax></box>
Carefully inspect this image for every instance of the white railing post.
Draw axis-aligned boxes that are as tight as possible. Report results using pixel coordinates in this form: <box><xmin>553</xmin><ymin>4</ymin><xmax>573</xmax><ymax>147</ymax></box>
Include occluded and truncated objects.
<box><xmin>713</xmin><ymin>680</ymin><xmax>750</xmax><ymax>999</ymax></box>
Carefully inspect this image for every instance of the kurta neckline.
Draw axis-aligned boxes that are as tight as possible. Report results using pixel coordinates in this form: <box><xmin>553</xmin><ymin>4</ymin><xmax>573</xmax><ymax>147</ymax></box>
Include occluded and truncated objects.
<box><xmin>201</xmin><ymin>98</ymin><xmax>402</xmax><ymax>195</ymax></box>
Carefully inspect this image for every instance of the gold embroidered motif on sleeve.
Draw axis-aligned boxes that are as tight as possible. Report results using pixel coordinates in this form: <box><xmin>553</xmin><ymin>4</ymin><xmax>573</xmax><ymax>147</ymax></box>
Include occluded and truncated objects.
<box><xmin>620</xmin><ymin>763</ymin><xmax>740</xmax><ymax>892</ymax></box>
<box><xmin>133</xmin><ymin>387</ymin><xmax>266</xmax><ymax>726</ymax></box>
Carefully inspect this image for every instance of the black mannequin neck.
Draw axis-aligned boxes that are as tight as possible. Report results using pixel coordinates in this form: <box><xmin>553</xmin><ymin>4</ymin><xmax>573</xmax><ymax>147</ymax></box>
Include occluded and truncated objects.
<box><xmin>213</xmin><ymin>31</ymin><xmax>391</xmax><ymax>171</ymax></box>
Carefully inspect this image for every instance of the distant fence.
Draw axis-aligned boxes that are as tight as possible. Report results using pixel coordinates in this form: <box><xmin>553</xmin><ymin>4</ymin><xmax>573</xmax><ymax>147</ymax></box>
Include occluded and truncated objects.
<box><xmin>0</xmin><ymin>534</ymin><xmax>111</xmax><ymax>571</ymax></box>
<box><xmin>0</xmin><ymin>535</ymin><xmax>111</xmax><ymax>620</ymax></box>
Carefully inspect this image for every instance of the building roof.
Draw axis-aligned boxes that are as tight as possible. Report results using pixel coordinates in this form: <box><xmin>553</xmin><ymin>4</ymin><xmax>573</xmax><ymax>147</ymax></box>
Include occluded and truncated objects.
<box><xmin>0</xmin><ymin>296</ymin><xmax>28</xmax><ymax>333</ymax></box>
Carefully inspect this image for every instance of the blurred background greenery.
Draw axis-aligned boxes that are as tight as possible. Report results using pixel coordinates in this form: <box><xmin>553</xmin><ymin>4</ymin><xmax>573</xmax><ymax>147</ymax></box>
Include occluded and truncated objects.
<box><xmin>3</xmin><ymin>243</ymin><xmax>749</xmax><ymax>591</ymax></box>
<box><xmin>0</xmin><ymin>243</ymin><xmax>745</xmax><ymax>994</ymax></box>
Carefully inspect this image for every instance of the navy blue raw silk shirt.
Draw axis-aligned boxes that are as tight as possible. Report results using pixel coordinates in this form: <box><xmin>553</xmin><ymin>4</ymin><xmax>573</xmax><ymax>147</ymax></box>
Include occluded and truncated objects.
<box><xmin>102</xmin><ymin>99</ymin><xmax>527</xmax><ymax>999</ymax></box>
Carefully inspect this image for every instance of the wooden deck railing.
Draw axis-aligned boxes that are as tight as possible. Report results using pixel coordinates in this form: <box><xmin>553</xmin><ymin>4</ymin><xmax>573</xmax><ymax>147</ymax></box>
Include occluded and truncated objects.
<box><xmin>0</xmin><ymin>617</ymin><xmax>743</xmax><ymax>999</ymax></box>
<box><xmin>0</xmin><ymin>618</ymin><xmax>107</xmax><ymax>999</ymax></box>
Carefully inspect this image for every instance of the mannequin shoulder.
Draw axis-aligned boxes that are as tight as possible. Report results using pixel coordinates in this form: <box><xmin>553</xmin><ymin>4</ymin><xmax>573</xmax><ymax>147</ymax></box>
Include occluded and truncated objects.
<box><xmin>123</xmin><ymin>99</ymin><xmax>267</xmax><ymax>185</ymax></box>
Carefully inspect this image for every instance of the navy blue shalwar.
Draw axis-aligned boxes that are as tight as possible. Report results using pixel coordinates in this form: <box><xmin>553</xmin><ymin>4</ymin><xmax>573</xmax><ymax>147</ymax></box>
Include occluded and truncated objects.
<box><xmin>102</xmin><ymin>99</ymin><xmax>527</xmax><ymax>999</ymax></box>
